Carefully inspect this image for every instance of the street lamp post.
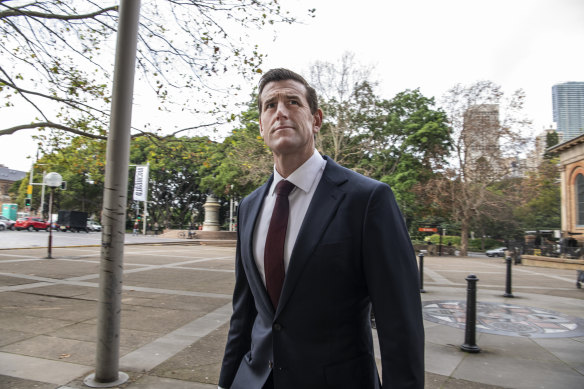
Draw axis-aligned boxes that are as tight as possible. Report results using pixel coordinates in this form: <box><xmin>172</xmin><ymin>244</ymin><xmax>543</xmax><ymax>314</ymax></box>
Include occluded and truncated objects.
<box><xmin>44</xmin><ymin>172</ymin><xmax>62</xmax><ymax>259</ymax></box>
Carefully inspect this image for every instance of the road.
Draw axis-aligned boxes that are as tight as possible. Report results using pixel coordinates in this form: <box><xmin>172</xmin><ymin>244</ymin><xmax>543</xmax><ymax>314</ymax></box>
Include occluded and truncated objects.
<box><xmin>0</xmin><ymin>229</ymin><xmax>183</xmax><ymax>250</ymax></box>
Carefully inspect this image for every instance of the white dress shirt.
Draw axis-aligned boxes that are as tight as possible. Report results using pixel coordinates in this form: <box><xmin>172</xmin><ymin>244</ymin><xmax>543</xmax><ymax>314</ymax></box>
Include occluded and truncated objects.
<box><xmin>253</xmin><ymin>149</ymin><xmax>327</xmax><ymax>286</ymax></box>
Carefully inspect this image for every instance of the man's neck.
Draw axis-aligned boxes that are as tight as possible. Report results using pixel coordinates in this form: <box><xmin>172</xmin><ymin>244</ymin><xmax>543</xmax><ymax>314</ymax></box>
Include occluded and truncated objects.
<box><xmin>273</xmin><ymin>150</ymin><xmax>314</xmax><ymax>178</ymax></box>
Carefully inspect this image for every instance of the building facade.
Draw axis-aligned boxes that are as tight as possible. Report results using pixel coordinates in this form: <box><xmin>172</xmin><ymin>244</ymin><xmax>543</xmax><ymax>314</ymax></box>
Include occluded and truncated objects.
<box><xmin>463</xmin><ymin>104</ymin><xmax>502</xmax><ymax>180</ymax></box>
<box><xmin>552</xmin><ymin>81</ymin><xmax>584</xmax><ymax>141</ymax></box>
<box><xmin>0</xmin><ymin>165</ymin><xmax>26</xmax><ymax>205</ymax></box>
<box><xmin>549</xmin><ymin>134</ymin><xmax>584</xmax><ymax>243</ymax></box>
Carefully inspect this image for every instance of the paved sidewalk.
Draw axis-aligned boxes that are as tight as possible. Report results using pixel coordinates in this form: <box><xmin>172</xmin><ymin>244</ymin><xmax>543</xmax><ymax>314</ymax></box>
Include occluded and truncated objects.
<box><xmin>0</xmin><ymin>243</ymin><xmax>582</xmax><ymax>388</ymax></box>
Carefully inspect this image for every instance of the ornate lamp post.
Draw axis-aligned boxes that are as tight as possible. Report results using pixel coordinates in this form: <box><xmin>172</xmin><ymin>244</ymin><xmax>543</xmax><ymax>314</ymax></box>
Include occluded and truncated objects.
<box><xmin>44</xmin><ymin>172</ymin><xmax>62</xmax><ymax>259</ymax></box>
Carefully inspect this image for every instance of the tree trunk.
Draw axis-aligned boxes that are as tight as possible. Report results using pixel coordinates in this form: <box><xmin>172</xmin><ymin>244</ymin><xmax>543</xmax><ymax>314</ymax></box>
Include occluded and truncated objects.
<box><xmin>460</xmin><ymin>218</ymin><xmax>470</xmax><ymax>256</ymax></box>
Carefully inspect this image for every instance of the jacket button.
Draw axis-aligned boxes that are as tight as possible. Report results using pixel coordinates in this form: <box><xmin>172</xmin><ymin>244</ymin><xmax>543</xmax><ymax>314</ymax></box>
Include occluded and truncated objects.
<box><xmin>268</xmin><ymin>360</ymin><xmax>273</xmax><ymax>369</ymax></box>
<box><xmin>273</xmin><ymin>323</ymin><xmax>282</xmax><ymax>331</ymax></box>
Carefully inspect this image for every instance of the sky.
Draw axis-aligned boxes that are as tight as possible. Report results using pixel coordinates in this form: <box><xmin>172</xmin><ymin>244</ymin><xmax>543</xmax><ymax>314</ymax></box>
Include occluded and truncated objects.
<box><xmin>2</xmin><ymin>0</ymin><xmax>583</xmax><ymax>172</ymax></box>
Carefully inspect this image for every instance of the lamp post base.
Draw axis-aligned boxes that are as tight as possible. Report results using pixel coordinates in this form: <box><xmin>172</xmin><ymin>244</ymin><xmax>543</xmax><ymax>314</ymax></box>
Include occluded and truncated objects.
<box><xmin>83</xmin><ymin>372</ymin><xmax>129</xmax><ymax>388</ymax></box>
<box><xmin>460</xmin><ymin>343</ymin><xmax>481</xmax><ymax>353</ymax></box>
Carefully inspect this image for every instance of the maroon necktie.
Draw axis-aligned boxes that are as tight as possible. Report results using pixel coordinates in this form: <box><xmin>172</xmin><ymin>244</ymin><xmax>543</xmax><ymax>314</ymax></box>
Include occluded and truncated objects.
<box><xmin>264</xmin><ymin>180</ymin><xmax>295</xmax><ymax>309</ymax></box>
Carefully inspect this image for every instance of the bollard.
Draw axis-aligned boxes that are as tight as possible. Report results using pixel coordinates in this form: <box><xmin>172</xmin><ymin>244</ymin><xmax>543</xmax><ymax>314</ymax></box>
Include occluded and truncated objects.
<box><xmin>503</xmin><ymin>256</ymin><xmax>514</xmax><ymax>298</ymax></box>
<box><xmin>461</xmin><ymin>274</ymin><xmax>481</xmax><ymax>353</ymax></box>
<box><xmin>418</xmin><ymin>252</ymin><xmax>426</xmax><ymax>293</ymax></box>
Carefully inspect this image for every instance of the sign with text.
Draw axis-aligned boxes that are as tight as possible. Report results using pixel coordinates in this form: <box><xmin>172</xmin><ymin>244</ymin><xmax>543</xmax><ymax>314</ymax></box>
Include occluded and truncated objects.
<box><xmin>418</xmin><ymin>227</ymin><xmax>438</xmax><ymax>232</ymax></box>
<box><xmin>133</xmin><ymin>165</ymin><xmax>149</xmax><ymax>201</ymax></box>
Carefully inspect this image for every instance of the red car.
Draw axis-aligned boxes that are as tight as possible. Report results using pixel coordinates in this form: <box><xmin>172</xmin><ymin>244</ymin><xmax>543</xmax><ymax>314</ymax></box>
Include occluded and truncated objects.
<box><xmin>14</xmin><ymin>217</ymin><xmax>51</xmax><ymax>231</ymax></box>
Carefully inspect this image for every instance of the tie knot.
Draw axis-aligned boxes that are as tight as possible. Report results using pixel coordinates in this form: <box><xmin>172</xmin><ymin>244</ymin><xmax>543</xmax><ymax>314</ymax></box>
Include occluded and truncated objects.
<box><xmin>275</xmin><ymin>180</ymin><xmax>295</xmax><ymax>197</ymax></box>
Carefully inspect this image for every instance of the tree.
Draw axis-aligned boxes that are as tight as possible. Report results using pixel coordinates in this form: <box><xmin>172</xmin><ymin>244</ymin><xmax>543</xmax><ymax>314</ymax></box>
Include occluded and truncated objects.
<box><xmin>309</xmin><ymin>55</ymin><xmax>452</xmax><ymax>227</ymax></box>
<box><xmin>543</xmin><ymin>131</ymin><xmax>560</xmax><ymax>159</ymax></box>
<box><xmin>430</xmin><ymin>81</ymin><xmax>531</xmax><ymax>255</ymax></box>
<box><xmin>0</xmin><ymin>0</ymin><xmax>306</xmax><ymax>145</ymax></box>
<box><xmin>513</xmin><ymin>157</ymin><xmax>561</xmax><ymax>230</ymax></box>
<box><xmin>203</xmin><ymin>96</ymin><xmax>272</xmax><ymax>198</ymax></box>
<box><xmin>128</xmin><ymin>136</ymin><xmax>218</xmax><ymax>229</ymax></box>
<box><xmin>364</xmin><ymin>89</ymin><xmax>451</xmax><ymax>224</ymax></box>
<box><xmin>310</xmin><ymin>52</ymin><xmax>376</xmax><ymax>166</ymax></box>
<box><xmin>13</xmin><ymin>137</ymin><xmax>106</xmax><ymax>218</ymax></box>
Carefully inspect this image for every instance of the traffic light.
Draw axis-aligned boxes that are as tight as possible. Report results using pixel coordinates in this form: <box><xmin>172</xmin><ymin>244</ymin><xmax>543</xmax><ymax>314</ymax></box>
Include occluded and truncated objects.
<box><xmin>60</xmin><ymin>181</ymin><xmax>67</xmax><ymax>190</ymax></box>
<box><xmin>25</xmin><ymin>198</ymin><xmax>31</xmax><ymax>207</ymax></box>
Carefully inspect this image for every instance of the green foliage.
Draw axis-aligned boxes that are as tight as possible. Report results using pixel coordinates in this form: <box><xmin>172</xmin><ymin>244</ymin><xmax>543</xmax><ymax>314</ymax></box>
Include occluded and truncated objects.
<box><xmin>364</xmin><ymin>89</ymin><xmax>452</xmax><ymax>225</ymax></box>
<box><xmin>203</xmin><ymin>96</ymin><xmax>272</xmax><ymax>198</ymax></box>
<box><xmin>424</xmin><ymin>234</ymin><xmax>503</xmax><ymax>251</ymax></box>
<box><xmin>128</xmin><ymin>136</ymin><xmax>219</xmax><ymax>228</ymax></box>
<box><xmin>543</xmin><ymin>131</ymin><xmax>560</xmax><ymax>159</ymax></box>
<box><xmin>513</xmin><ymin>158</ymin><xmax>560</xmax><ymax>230</ymax></box>
<box><xmin>425</xmin><ymin>234</ymin><xmax>461</xmax><ymax>246</ymax></box>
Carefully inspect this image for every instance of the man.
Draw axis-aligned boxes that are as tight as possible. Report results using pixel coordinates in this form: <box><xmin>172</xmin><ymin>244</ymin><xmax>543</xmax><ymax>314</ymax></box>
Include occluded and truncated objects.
<box><xmin>219</xmin><ymin>68</ymin><xmax>424</xmax><ymax>389</ymax></box>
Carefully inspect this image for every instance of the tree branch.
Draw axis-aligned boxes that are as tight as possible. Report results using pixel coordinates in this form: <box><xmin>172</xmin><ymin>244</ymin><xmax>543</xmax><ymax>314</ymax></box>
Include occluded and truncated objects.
<box><xmin>1</xmin><ymin>122</ymin><xmax>107</xmax><ymax>139</ymax></box>
<box><xmin>0</xmin><ymin>5</ymin><xmax>118</xmax><ymax>20</ymax></box>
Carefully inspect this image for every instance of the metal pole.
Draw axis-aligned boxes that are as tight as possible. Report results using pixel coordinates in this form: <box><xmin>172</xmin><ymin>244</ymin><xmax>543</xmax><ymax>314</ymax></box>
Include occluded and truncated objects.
<box><xmin>418</xmin><ymin>252</ymin><xmax>426</xmax><ymax>293</ymax></box>
<box><xmin>461</xmin><ymin>274</ymin><xmax>481</xmax><ymax>353</ymax></box>
<box><xmin>40</xmin><ymin>170</ymin><xmax>46</xmax><ymax>217</ymax></box>
<box><xmin>46</xmin><ymin>188</ymin><xmax>53</xmax><ymax>259</ymax></box>
<box><xmin>85</xmin><ymin>1</ymin><xmax>141</xmax><ymax>386</ymax></box>
<box><xmin>142</xmin><ymin>161</ymin><xmax>149</xmax><ymax>235</ymax></box>
<box><xmin>143</xmin><ymin>199</ymin><xmax>147</xmax><ymax>235</ymax></box>
<box><xmin>229</xmin><ymin>197</ymin><xmax>234</xmax><ymax>232</ymax></box>
<box><xmin>504</xmin><ymin>256</ymin><xmax>514</xmax><ymax>298</ymax></box>
<box><xmin>28</xmin><ymin>164</ymin><xmax>34</xmax><ymax>213</ymax></box>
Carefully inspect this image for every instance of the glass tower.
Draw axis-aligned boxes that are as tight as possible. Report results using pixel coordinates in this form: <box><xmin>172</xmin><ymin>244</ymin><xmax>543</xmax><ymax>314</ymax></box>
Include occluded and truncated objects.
<box><xmin>552</xmin><ymin>81</ymin><xmax>584</xmax><ymax>141</ymax></box>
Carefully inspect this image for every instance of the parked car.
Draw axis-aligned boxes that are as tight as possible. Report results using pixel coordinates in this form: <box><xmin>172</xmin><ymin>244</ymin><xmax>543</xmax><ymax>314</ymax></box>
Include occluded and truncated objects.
<box><xmin>485</xmin><ymin>247</ymin><xmax>507</xmax><ymax>257</ymax></box>
<box><xmin>87</xmin><ymin>220</ymin><xmax>102</xmax><ymax>232</ymax></box>
<box><xmin>0</xmin><ymin>215</ymin><xmax>15</xmax><ymax>230</ymax></box>
<box><xmin>0</xmin><ymin>221</ymin><xmax>6</xmax><ymax>231</ymax></box>
<box><xmin>14</xmin><ymin>217</ymin><xmax>51</xmax><ymax>231</ymax></box>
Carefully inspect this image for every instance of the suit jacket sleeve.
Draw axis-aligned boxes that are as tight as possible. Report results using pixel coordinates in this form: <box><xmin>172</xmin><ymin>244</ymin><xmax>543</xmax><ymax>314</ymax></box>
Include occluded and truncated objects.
<box><xmin>362</xmin><ymin>183</ymin><xmax>425</xmax><ymax>388</ymax></box>
<box><xmin>218</xmin><ymin>210</ymin><xmax>257</xmax><ymax>388</ymax></box>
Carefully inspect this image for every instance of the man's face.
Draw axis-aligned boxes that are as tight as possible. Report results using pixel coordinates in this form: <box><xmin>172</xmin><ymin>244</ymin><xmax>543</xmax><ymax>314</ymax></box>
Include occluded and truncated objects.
<box><xmin>259</xmin><ymin>79</ymin><xmax>322</xmax><ymax>158</ymax></box>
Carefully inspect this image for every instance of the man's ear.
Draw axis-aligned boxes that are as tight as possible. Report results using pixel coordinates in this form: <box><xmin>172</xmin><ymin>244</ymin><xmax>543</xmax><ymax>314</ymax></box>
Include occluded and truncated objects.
<box><xmin>259</xmin><ymin>117</ymin><xmax>265</xmax><ymax>137</ymax></box>
<box><xmin>312</xmin><ymin>108</ymin><xmax>323</xmax><ymax>134</ymax></box>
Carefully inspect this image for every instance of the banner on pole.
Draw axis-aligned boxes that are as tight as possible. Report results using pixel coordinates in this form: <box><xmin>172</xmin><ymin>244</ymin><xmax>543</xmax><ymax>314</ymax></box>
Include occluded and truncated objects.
<box><xmin>133</xmin><ymin>165</ymin><xmax>149</xmax><ymax>201</ymax></box>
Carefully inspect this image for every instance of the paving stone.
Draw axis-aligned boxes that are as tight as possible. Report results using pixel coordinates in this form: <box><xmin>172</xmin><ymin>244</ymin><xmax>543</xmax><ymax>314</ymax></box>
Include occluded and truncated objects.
<box><xmin>1</xmin><ymin>247</ymin><xmax>583</xmax><ymax>389</ymax></box>
<box><xmin>0</xmin><ymin>329</ymin><xmax>33</xmax><ymax>348</ymax></box>
<box><xmin>150</xmin><ymin>323</ymin><xmax>229</xmax><ymax>385</ymax></box>
<box><xmin>534</xmin><ymin>337</ymin><xmax>584</xmax><ymax>374</ymax></box>
<box><xmin>0</xmin><ymin>312</ymin><xmax>73</xmax><ymax>334</ymax></box>
<box><xmin>453</xmin><ymin>346</ymin><xmax>584</xmax><ymax>389</ymax></box>
<box><xmin>0</xmin><ymin>352</ymin><xmax>92</xmax><ymax>385</ymax></box>
<box><xmin>123</xmin><ymin>268</ymin><xmax>234</xmax><ymax>295</ymax></box>
<box><xmin>0</xmin><ymin>374</ymin><xmax>57</xmax><ymax>389</ymax></box>
<box><xmin>0</xmin><ymin>335</ymin><xmax>96</xmax><ymax>365</ymax></box>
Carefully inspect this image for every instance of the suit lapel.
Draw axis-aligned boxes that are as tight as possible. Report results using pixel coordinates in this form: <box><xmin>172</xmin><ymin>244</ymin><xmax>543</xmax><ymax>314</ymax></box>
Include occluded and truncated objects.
<box><xmin>240</xmin><ymin>176</ymin><xmax>275</xmax><ymax>315</ymax></box>
<box><xmin>276</xmin><ymin>157</ymin><xmax>348</xmax><ymax>316</ymax></box>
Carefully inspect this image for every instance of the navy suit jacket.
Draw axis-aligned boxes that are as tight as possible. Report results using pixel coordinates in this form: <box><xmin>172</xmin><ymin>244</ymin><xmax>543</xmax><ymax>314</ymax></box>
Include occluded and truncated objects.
<box><xmin>219</xmin><ymin>156</ymin><xmax>424</xmax><ymax>389</ymax></box>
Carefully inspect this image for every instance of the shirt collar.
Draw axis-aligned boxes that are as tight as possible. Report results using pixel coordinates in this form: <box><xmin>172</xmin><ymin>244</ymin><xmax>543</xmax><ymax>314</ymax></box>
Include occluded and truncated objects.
<box><xmin>271</xmin><ymin>149</ymin><xmax>326</xmax><ymax>195</ymax></box>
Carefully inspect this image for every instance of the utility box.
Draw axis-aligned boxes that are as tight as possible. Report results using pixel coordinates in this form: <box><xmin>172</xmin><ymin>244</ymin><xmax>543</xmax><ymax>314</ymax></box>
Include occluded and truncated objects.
<box><xmin>57</xmin><ymin>210</ymin><xmax>89</xmax><ymax>232</ymax></box>
<box><xmin>2</xmin><ymin>204</ymin><xmax>17</xmax><ymax>220</ymax></box>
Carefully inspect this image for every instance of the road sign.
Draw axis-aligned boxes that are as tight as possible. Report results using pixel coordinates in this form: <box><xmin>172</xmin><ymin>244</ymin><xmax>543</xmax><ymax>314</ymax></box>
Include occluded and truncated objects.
<box><xmin>418</xmin><ymin>227</ymin><xmax>438</xmax><ymax>232</ymax></box>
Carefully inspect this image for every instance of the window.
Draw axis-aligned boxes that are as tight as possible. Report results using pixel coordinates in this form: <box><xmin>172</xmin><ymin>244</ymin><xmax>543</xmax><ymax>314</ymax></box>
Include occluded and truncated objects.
<box><xmin>577</xmin><ymin>174</ymin><xmax>584</xmax><ymax>226</ymax></box>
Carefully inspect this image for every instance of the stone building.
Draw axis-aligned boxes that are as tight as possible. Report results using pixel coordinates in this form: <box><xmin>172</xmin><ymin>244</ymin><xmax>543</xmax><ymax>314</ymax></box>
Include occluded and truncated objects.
<box><xmin>549</xmin><ymin>134</ymin><xmax>584</xmax><ymax>243</ymax></box>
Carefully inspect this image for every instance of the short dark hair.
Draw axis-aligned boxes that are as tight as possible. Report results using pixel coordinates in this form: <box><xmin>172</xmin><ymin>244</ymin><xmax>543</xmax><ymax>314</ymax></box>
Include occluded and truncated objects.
<box><xmin>257</xmin><ymin>68</ymin><xmax>318</xmax><ymax>114</ymax></box>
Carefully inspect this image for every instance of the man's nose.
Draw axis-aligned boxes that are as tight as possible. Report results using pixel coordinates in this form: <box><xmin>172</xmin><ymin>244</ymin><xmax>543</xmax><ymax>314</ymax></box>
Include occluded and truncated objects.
<box><xmin>275</xmin><ymin>101</ymin><xmax>289</xmax><ymax>119</ymax></box>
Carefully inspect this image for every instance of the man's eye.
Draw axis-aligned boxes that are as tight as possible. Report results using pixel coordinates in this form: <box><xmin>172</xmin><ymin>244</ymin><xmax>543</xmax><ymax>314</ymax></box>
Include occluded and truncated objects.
<box><xmin>265</xmin><ymin>102</ymin><xmax>275</xmax><ymax>109</ymax></box>
<box><xmin>289</xmin><ymin>100</ymin><xmax>299</xmax><ymax>105</ymax></box>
